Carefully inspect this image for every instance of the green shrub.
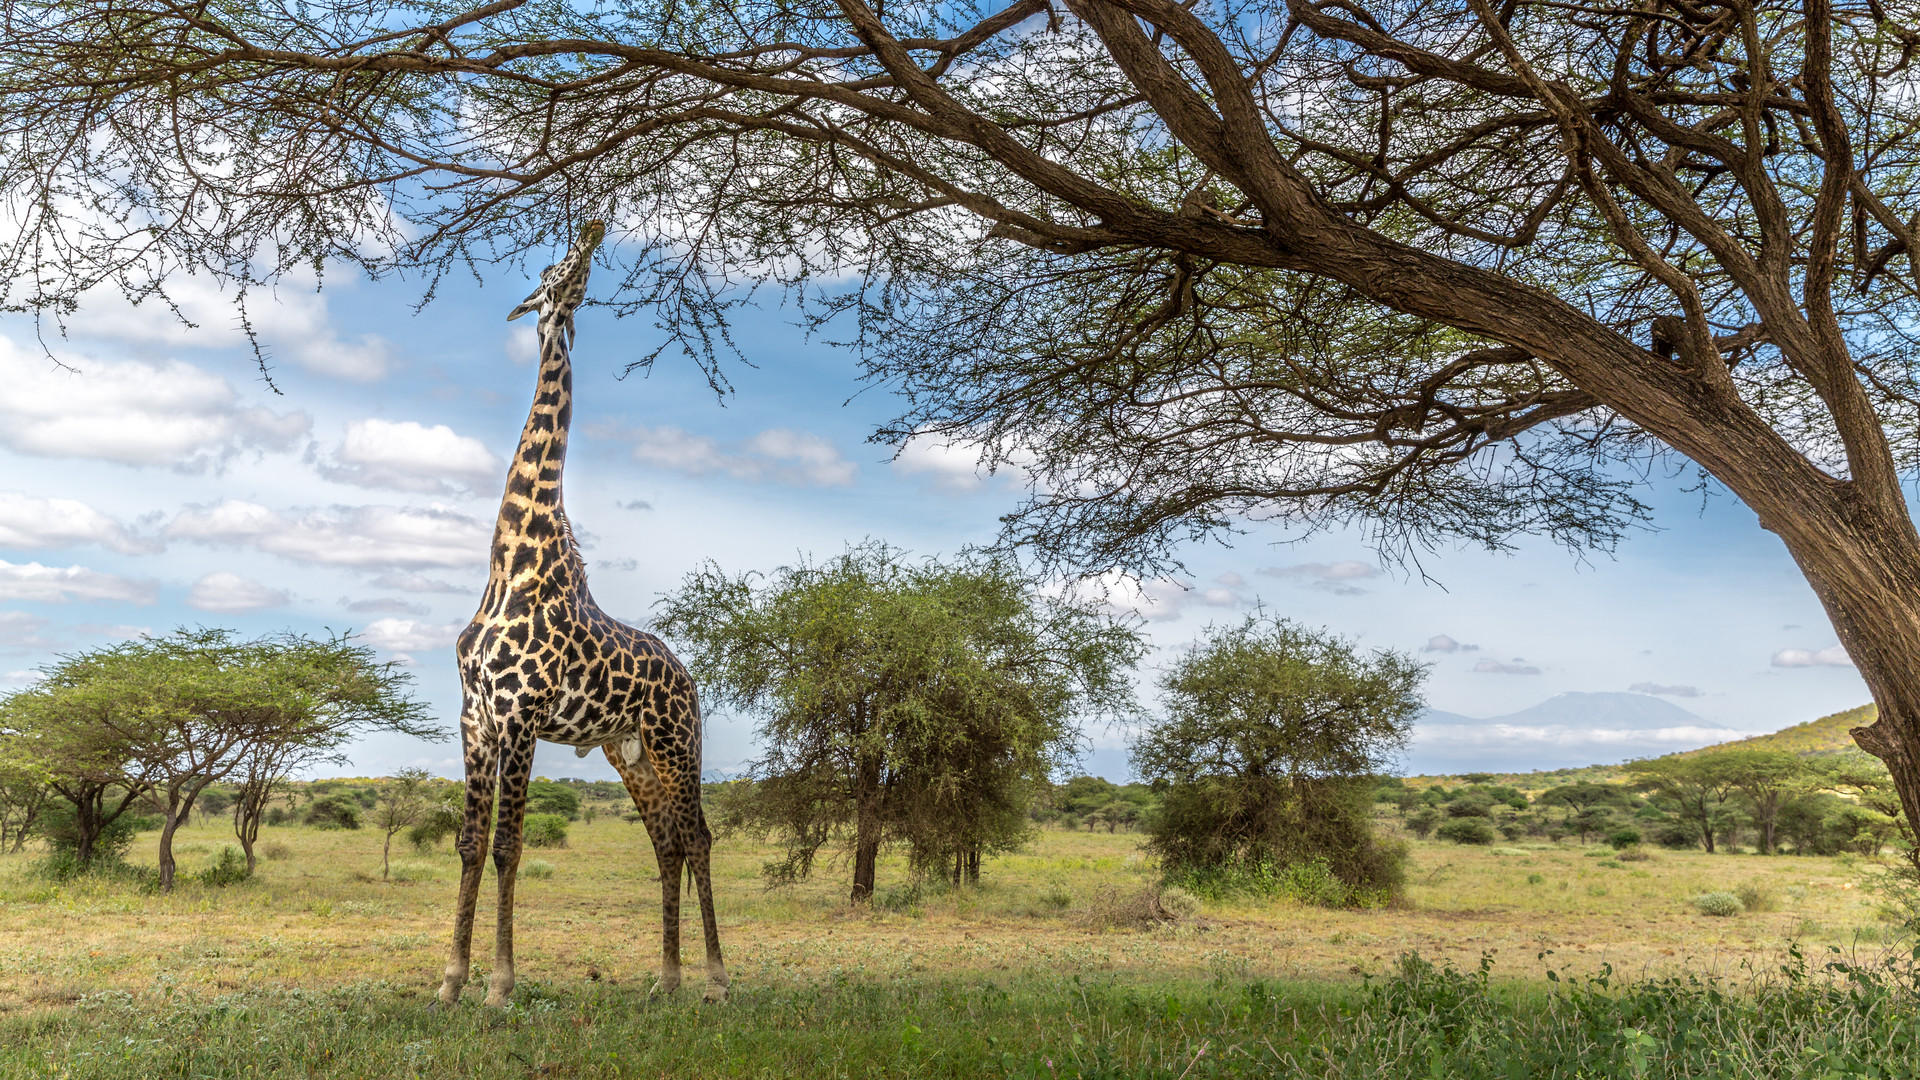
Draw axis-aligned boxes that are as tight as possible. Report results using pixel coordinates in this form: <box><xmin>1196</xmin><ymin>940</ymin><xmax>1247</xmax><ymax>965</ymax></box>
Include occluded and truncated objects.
<box><xmin>1615</xmin><ymin>844</ymin><xmax>1652</xmax><ymax>862</ymax></box>
<box><xmin>1038</xmin><ymin>884</ymin><xmax>1073</xmax><ymax>910</ymax></box>
<box><xmin>1406</xmin><ymin>807</ymin><xmax>1440</xmax><ymax>838</ymax></box>
<box><xmin>523</xmin><ymin>813</ymin><xmax>569</xmax><ymax>848</ymax></box>
<box><xmin>407</xmin><ymin>804</ymin><xmax>461</xmax><ymax>852</ymax></box>
<box><xmin>1653</xmin><ymin>822</ymin><xmax>1700</xmax><ymax>849</ymax></box>
<box><xmin>1607</xmin><ymin>827</ymin><xmax>1643</xmax><ymax>850</ymax></box>
<box><xmin>306</xmin><ymin>795</ymin><xmax>362</xmax><ymax>830</ymax></box>
<box><xmin>36</xmin><ymin>801</ymin><xmax>144</xmax><ymax>867</ymax></box>
<box><xmin>1736</xmin><ymin>882</ymin><xmax>1777</xmax><ymax>913</ymax></box>
<box><xmin>1436</xmin><ymin>818</ymin><xmax>1497</xmax><ymax>845</ymax></box>
<box><xmin>1526</xmin><ymin>873</ymin><xmax>1544</xmax><ymax>885</ymax></box>
<box><xmin>526</xmin><ymin>781</ymin><xmax>582</xmax><ymax>821</ymax></box>
<box><xmin>196</xmin><ymin>845</ymin><xmax>250</xmax><ymax>886</ymax></box>
<box><xmin>1692</xmin><ymin>891</ymin><xmax>1745</xmax><ymax>917</ymax></box>
<box><xmin>521</xmin><ymin>860</ymin><xmax>555</xmax><ymax>880</ymax></box>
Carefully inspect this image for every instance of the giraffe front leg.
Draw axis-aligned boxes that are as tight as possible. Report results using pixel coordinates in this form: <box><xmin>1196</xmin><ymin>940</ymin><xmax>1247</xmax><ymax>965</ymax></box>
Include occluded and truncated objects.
<box><xmin>485</xmin><ymin>724</ymin><xmax>537</xmax><ymax>1008</ymax></box>
<box><xmin>438</xmin><ymin>714</ymin><xmax>497</xmax><ymax>1007</ymax></box>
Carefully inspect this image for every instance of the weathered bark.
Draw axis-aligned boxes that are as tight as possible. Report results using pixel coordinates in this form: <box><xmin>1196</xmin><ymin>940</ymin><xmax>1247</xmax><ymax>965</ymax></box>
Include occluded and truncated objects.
<box><xmin>156</xmin><ymin>779</ymin><xmax>212</xmax><ymax>892</ymax></box>
<box><xmin>850</xmin><ymin>755</ymin><xmax>884</xmax><ymax>903</ymax></box>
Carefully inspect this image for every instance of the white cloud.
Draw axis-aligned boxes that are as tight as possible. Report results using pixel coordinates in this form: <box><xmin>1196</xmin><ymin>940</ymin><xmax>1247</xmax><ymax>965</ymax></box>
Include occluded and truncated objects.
<box><xmin>187</xmin><ymin>571</ymin><xmax>290</xmax><ymax>614</ymax></box>
<box><xmin>358</xmin><ymin>617</ymin><xmax>464</xmax><ymax>663</ymax></box>
<box><xmin>343</xmin><ymin>596</ymin><xmax>430</xmax><ymax>615</ymax></box>
<box><xmin>70</xmin><ymin>267</ymin><xmax>395</xmax><ymax>381</ymax></box>
<box><xmin>1473</xmin><ymin>658</ymin><xmax>1542</xmax><ymax>676</ymax></box>
<box><xmin>167</xmin><ymin>500</ymin><xmax>490</xmax><ymax>570</ymax></box>
<box><xmin>506</xmin><ymin>325</ymin><xmax>539</xmax><ymax>366</ymax></box>
<box><xmin>1259</xmin><ymin>561</ymin><xmax>1379</xmax><ymax>595</ymax></box>
<box><xmin>608</xmin><ymin>424</ymin><xmax>857</xmax><ymax>487</ymax></box>
<box><xmin>0</xmin><ymin>492</ymin><xmax>158</xmax><ymax>554</ymax></box>
<box><xmin>1629</xmin><ymin>682</ymin><xmax>1700</xmax><ymax>698</ymax></box>
<box><xmin>319</xmin><ymin>419</ymin><xmax>504</xmax><ymax>494</ymax></box>
<box><xmin>370</xmin><ymin>572</ymin><xmax>471</xmax><ymax>594</ymax></box>
<box><xmin>0</xmin><ymin>612</ymin><xmax>53</xmax><ymax>651</ymax></box>
<box><xmin>1069</xmin><ymin>570</ymin><xmax>1242</xmax><ymax>623</ymax></box>
<box><xmin>1772</xmin><ymin>646</ymin><xmax>1853</xmax><ymax>668</ymax></box>
<box><xmin>0</xmin><ymin>336</ymin><xmax>310</xmax><ymax>469</ymax></box>
<box><xmin>0</xmin><ymin>561</ymin><xmax>158</xmax><ymax>605</ymax></box>
<box><xmin>1</xmin><ymin>669</ymin><xmax>40</xmax><ymax>684</ymax></box>
<box><xmin>892</xmin><ymin>439</ymin><xmax>991</xmax><ymax>492</ymax></box>
<box><xmin>1422</xmin><ymin>634</ymin><xmax>1479</xmax><ymax>654</ymax></box>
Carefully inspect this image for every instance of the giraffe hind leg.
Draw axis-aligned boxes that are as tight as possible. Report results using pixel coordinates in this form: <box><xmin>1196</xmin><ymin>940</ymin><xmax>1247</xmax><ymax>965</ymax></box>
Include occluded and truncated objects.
<box><xmin>689</xmin><ymin>809</ymin><xmax>729</xmax><ymax>1001</ymax></box>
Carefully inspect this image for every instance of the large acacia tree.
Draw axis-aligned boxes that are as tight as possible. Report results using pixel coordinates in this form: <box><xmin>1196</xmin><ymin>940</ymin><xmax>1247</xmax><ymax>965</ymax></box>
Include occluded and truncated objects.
<box><xmin>10</xmin><ymin>0</ymin><xmax>1920</xmax><ymax>820</ymax></box>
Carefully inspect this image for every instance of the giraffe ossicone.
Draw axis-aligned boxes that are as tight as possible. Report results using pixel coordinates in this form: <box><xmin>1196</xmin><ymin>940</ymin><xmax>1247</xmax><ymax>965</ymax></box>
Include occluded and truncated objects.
<box><xmin>436</xmin><ymin>220</ymin><xmax>728</xmax><ymax>1008</ymax></box>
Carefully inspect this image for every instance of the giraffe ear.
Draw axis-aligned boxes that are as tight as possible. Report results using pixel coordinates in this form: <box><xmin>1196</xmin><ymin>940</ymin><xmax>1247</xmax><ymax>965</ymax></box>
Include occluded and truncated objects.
<box><xmin>506</xmin><ymin>292</ymin><xmax>541</xmax><ymax>322</ymax></box>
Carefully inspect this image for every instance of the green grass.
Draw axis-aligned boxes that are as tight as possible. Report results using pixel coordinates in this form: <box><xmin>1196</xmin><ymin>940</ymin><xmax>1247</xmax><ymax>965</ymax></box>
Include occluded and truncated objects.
<box><xmin>5</xmin><ymin>948</ymin><xmax>1920</xmax><ymax>1078</ymax></box>
<box><xmin>3</xmin><ymin>813</ymin><xmax>1917</xmax><ymax>1076</ymax></box>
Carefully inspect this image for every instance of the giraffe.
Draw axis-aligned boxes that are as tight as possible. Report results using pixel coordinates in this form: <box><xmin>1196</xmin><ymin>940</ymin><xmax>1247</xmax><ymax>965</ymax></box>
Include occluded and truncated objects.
<box><xmin>436</xmin><ymin>220</ymin><xmax>728</xmax><ymax>1007</ymax></box>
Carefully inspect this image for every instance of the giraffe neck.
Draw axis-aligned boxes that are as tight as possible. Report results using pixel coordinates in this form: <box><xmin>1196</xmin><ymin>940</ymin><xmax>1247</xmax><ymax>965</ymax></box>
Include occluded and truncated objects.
<box><xmin>487</xmin><ymin>310</ymin><xmax>578</xmax><ymax>587</ymax></box>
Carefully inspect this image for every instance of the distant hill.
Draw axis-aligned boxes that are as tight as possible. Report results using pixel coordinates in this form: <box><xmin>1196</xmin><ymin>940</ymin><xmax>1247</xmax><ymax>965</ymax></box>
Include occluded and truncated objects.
<box><xmin>1404</xmin><ymin>691</ymin><xmax>1737</xmax><ymax>776</ymax></box>
<box><xmin>1406</xmin><ymin>702</ymin><xmax>1878</xmax><ymax>789</ymax></box>
<box><xmin>1672</xmin><ymin>703</ymin><xmax>1876</xmax><ymax>759</ymax></box>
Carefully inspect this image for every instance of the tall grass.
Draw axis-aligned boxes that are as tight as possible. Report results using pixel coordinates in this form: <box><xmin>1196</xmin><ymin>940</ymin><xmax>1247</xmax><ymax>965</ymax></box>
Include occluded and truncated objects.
<box><xmin>5</xmin><ymin>947</ymin><xmax>1918</xmax><ymax>1078</ymax></box>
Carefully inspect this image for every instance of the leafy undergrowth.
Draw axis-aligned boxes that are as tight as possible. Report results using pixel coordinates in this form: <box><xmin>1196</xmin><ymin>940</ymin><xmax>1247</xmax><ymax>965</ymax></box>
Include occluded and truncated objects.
<box><xmin>5</xmin><ymin>947</ymin><xmax>1920</xmax><ymax>1078</ymax></box>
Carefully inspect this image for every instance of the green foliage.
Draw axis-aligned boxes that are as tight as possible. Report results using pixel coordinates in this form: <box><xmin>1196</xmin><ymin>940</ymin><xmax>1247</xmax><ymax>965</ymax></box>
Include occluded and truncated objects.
<box><xmin>195</xmin><ymin>845</ymin><xmax>249</xmax><ymax>886</ymax></box>
<box><xmin>1436</xmin><ymin>818</ymin><xmax>1497</xmax><ymax>845</ymax></box>
<box><xmin>657</xmin><ymin>544</ymin><xmax>1143</xmax><ymax>897</ymax></box>
<box><xmin>526</xmin><ymin>780</ymin><xmax>581</xmax><ymax>821</ymax></box>
<box><xmin>521</xmin><ymin>859</ymin><xmax>555</xmax><ymax>879</ymax></box>
<box><xmin>523</xmin><ymin>813</ymin><xmax>569</xmax><ymax>849</ymax></box>
<box><xmin>1607</xmin><ymin>827</ymin><xmax>1642</xmax><ymax>849</ymax></box>
<box><xmin>304</xmin><ymin>795</ymin><xmax>361</xmax><ymax>831</ymax></box>
<box><xmin>407</xmin><ymin>803</ymin><xmax>461</xmax><ymax>852</ymax></box>
<box><xmin>37</xmin><ymin>798</ymin><xmax>141</xmax><ymax>864</ymax></box>
<box><xmin>1134</xmin><ymin>617</ymin><xmax>1419</xmax><ymax>900</ymax></box>
<box><xmin>1406</xmin><ymin>807</ymin><xmax>1440</xmax><ymax>838</ymax></box>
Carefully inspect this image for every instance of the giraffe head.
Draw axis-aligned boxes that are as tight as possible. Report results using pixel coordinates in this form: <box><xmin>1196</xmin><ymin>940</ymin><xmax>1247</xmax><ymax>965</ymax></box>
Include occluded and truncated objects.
<box><xmin>507</xmin><ymin>220</ymin><xmax>606</xmax><ymax>324</ymax></box>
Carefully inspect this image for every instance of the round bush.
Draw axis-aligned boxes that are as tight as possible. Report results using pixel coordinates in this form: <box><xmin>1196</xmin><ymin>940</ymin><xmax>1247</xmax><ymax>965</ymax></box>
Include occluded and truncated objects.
<box><xmin>1607</xmin><ymin>827</ymin><xmax>1644</xmax><ymax>850</ymax></box>
<box><xmin>1158</xmin><ymin>885</ymin><xmax>1201</xmax><ymax>919</ymax></box>
<box><xmin>1692</xmin><ymin>891</ymin><xmax>1745</xmax><ymax>917</ymax></box>
<box><xmin>523</xmin><ymin>813</ymin><xmax>569</xmax><ymax>848</ymax></box>
<box><xmin>1436</xmin><ymin>818</ymin><xmax>1497</xmax><ymax>845</ymax></box>
<box><xmin>305</xmin><ymin>795</ymin><xmax>361</xmax><ymax>830</ymax></box>
<box><xmin>522</xmin><ymin>859</ymin><xmax>555</xmax><ymax>879</ymax></box>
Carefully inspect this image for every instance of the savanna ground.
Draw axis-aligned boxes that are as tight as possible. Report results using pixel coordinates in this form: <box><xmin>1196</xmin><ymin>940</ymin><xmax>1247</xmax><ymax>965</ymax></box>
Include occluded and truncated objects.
<box><xmin>3</xmin><ymin>818</ymin><xmax>1918</xmax><ymax>1077</ymax></box>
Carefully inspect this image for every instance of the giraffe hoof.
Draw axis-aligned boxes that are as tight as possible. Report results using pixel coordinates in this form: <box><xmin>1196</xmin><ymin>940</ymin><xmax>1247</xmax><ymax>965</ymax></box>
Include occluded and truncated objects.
<box><xmin>703</xmin><ymin>984</ymin><xmax>728</xmax><ymax>1004</ymax></box>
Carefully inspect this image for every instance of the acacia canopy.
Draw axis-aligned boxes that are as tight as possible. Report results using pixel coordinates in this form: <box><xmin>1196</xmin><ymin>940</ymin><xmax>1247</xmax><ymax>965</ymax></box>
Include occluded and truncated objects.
<box><xmin>9</xmin><ymin>0</ymin><xmax>1920</xmax><ymax>821</ymax></box>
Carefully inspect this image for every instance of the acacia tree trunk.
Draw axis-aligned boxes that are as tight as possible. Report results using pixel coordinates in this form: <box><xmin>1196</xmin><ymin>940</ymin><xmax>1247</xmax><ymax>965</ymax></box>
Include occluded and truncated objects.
<box><xmin>157</xmin><ymin>781</ymin><xmax>211</xmax><ymax>892</ymax></box>
<box><xmin>231</xmin><ymin>779</ymin><xmax>272</xmax><ymax>875</ymax></box>
<box><xmin>850</xmin><ymin>756</ymin><xmax>885</xmax><ymax>903</ymax></box>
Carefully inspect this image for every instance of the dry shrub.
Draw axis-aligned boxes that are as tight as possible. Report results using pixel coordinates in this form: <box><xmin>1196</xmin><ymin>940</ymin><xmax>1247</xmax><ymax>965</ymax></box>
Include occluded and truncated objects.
<box><xmin>1077</xmin><ymin>885</ymin><xmax>1193</xmax><ymax>930</ymax></box>
<box><xmin>261</xmin><ymin>842</ymin><xmax>292</xmax><ymax>861</ymax></box>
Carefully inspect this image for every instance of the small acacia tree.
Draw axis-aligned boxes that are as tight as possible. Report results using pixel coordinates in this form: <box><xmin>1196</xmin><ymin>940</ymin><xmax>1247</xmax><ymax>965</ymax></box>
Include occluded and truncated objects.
<box><xmin>1133</xmin><ymin>616</ymin><xmax>1423</xmax><ymax>901</ymax></box>
<box><xmin>658</xmin><ymin>544</ymin><xmax>1142</xmax><ymax>901</ymax></box>
<box><xmin>372</xmin><ymin>768</ymin><xmax>435</xmax><ymax>881</ymax></box>
<box><xmin>1627</xmin><ymin>756</ymin><xmax>1741</xmax><ymax>853</ymax></box>
<box><xmin>4</xmin><ymin>630</ymin><xmax>439</xmax><ymax>888</ymax></box>
<box><xmin>1713</xmin><ymin>750</ymin><xmax>1810</xmax><ymax>855</ymax></box>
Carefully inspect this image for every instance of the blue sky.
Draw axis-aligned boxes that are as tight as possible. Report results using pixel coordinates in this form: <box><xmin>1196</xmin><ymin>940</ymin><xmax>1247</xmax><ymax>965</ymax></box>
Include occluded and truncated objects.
<box><xmin>0</xmin><ymin>254</ymin><xmax>1874</xmax><ymax>781</ymax></box>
